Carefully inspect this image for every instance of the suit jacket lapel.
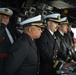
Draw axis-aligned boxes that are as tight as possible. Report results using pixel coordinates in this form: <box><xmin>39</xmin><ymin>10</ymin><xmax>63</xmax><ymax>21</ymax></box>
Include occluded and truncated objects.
<box><xmin>45</xmin><ymin>29</ymin><xmax>55</xmax><ymax>43</ymax></box>
<box><xmin>24</xmin><ymin>33</ymin><xmax>37</xmax><ymax>53</ymax></box>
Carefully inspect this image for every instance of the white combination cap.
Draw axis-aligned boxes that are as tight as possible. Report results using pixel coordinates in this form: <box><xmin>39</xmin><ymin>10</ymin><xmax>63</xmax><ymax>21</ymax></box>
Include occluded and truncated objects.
<box><xmin>19</xmin><ymin>15</ymin><xmax>45</xmax><ymax>28</ymax></box>
<box><xmin>43</xmin><ymin>13</ymin><xmax>60</xmax><ymax>22</ymax></box>
<box><xmin>0</xmin><ymin>8</ymin><xmax>13</xmax><ymax>16</ymax></box>
<box><xmin>60</xmin><ymin>17</ymin><xmax>69</xmax><ymax>24</ymax></box>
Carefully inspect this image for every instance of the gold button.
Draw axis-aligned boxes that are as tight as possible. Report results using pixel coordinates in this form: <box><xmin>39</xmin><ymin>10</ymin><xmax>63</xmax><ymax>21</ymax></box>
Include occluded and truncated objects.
<box><xmin>56</xmin><ymin>50</ymin><xmax>58</xmax><ymax>52</ymax></box>
<box><xmin>53</xmin><ymin>60</ymin><xmax>55</xmax><ymax>62</ymax></box>
<box><xmin>56</xmin><ymin>56</ymin><xmax>57</xmax><ymax>57</ymax></box>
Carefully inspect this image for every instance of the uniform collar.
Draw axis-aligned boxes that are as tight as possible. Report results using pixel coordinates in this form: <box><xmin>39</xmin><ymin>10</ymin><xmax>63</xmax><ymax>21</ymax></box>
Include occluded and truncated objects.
<box><xmin>49</xmin><ymin>29</ymin><xmax>54</xmax><ymax>35</ymax></box>
<box><xmin>59</xmin><ymin>30</ymin><xmax>64</xmax><ymax>36</ymax></box>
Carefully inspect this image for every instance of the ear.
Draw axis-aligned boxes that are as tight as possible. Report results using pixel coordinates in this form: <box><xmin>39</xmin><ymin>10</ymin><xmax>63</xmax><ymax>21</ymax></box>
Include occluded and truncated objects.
<box><xmin>47</xmin><ymin>21</ymin><xmax>51</xmax><ymax>25</ymax></box>
<box><xmin>47</xmin><ymin>21</ymin><xmax>52</xmax><ymax>27</ymax></box>
<box><xmin>28</xmin><ymin>27</ymin><xmax>33</xmax><ymax>33</ymax></box>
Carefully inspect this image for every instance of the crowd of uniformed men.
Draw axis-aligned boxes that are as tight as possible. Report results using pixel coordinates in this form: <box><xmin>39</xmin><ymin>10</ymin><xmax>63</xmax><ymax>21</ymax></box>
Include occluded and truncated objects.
<box><xmin>0</xmin><ymin>7</ymin><xmax>76</xmax><ymax>75</ymax></box>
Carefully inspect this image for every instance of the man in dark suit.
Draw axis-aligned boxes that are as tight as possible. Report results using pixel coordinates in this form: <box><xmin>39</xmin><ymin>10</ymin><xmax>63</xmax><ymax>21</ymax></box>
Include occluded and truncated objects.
<box><xmin>2</xmin><ymin>15</ymin><xmax>45</xmax><ymax>75</ymax></box>
<box><xmin>55</xmin><ymin>17</ymin><xmax>76</xmax><ymax>70</ymax></box>
<box><xmin>55</xmin><ymin>17</ymin><xmax>71</xmax><ymax>62</ymax></box>
<box><xmin>36</xmin><ymin>13</ymin><xmax>62</xmax><ymax>75</ymax></box>
<box><xmin>0</xmin><ymin>8</ymin><xmax>14</xmax><ymax>74</ymax></box>
<box><xmin>65</xmin><ymin>23</ymin><xmax>74</xmax><ymax>50</ymax></box>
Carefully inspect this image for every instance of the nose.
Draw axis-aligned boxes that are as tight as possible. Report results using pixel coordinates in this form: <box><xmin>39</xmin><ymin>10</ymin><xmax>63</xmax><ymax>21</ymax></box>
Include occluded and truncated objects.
<box><xmin>56</xmin><ymin>23</ymin><xmax>59</xmax><ymax>27</ymax></box>
<box><xmin>41</xmin><ymin>29</ymin><xmax>43</xmax><ymax>33</ymax></box>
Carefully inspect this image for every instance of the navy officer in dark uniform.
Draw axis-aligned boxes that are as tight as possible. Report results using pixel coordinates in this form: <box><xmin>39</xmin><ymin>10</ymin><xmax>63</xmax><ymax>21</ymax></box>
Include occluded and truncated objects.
<box><xmin>36</xmin><ymin>13</ymin><xmax>62</xmax><ymax>75</ymax></box>
<box><xmin>2</xmin><ymin>15</ymin><xmax>45</xmax><ymax>75</ymax></box>
<box><xmin>55</xmin><ymin>17</ymin><xmax>70</xmax><ymax>63</ymax></box>
<box><xmin>0</xmin><ymin>8</ymin><xmax>14</xmax><ymax>74</ymax></box>
<box><xmin>55</xmin><ymin>17</ymin><xmax>76</xmax><ymax>69</ymax></box>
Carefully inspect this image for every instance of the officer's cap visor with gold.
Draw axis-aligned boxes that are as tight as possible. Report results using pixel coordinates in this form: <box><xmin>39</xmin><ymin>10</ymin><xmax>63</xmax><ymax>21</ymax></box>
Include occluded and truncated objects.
<box><xmin>43</xmin><ymin>13</ymin><xmax>60</xmax><ymax>23</ymax></box>
<box><xmin>19</xmin><ymin>15</ymin><xmax>45</xmax><ymax>28</ymax></box>
<box><xmin>0</xmin><ymin>8</ymin><xmax>13</xmax><ymax>17</ymax></box>
<box><xmin>60</xmin><ymin>17</ymin><xmax>69</xmax><ymax>25</ymax></box>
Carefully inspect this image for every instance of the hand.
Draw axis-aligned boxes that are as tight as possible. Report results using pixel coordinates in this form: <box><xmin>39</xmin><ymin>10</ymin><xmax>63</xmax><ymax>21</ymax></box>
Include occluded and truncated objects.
<box><xmin>71</xmin><ymin>60</ymin><xmax>76</xmax><ymax>64</ymax></box>
<box><xmin>62</xmin><ymin>63</ymin><xmax>74</xmax><ymax>69</ymax></box>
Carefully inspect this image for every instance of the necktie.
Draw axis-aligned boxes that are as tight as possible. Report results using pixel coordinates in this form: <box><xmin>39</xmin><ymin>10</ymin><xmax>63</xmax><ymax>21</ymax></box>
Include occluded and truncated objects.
<box><xmin>5</xmin><ymin>27</ymin><xmax>14</xmax><ymax>44</ymax></box>
<box><xmin>53</xmin><ymin>34</ymin><xmax>56</xmax><ymax>39</ymax></box>
<box><xmin>32</xmin><ymin>40</ymin><xmax>37</xmax><ymax>52</ymax></box>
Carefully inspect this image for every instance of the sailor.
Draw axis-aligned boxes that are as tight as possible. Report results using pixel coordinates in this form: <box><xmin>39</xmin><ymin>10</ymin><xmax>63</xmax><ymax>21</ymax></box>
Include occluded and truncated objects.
<box><xmin>0</xmin><ymin>7</ymin><xmax>14</xmax><ymax>74</ymax></box>
<box><xmin>1</xmin><ymin>15</ymin><xmax>45</xmax><ymax>75</ymax></box>
<box><xmin>35</xmin><ymin>13</ymin><xmax>62</xmax><ymax>75</ymax></box>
